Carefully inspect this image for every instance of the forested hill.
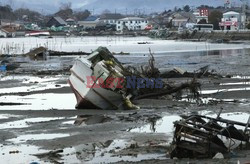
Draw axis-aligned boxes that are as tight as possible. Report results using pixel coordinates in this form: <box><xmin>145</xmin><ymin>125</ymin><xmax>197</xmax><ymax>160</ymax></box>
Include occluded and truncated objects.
<box><xmin>0</xmin><ymin>5</ymin><xmax>16</xmax><ymax>20</ymax></box>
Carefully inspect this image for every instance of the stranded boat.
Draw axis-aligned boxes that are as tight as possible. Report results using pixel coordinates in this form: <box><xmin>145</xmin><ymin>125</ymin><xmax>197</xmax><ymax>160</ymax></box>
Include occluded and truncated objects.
<box><xmin>69</xmin><ymin>47</ymin><xmax>138</xmax><ymax>110</ymax></box>
<box><xmin>25</xmin><ymin>30</ymin><xmax>50</xmax><ymax>37</ymax></box>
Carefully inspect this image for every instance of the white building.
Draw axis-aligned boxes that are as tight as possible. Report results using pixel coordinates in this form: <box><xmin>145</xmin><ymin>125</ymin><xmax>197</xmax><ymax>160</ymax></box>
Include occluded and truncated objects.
<box><xmin>0</xmin><ymin>29</ymin><xmax>7</xmax><ymax>37</ymax></box>
<box><xmin>0</xmin><ymin>28</ymin><xmax>16</xmax><ymax>38</ymax></box>
<box><xmin>99</xmin><ymin>13</ymin><xmax>124</xmax><ymax>25</ymax></box>
<box><xmin>78</xmin><ymin>16</ymin><xmax>100</xmax><ymax>29</ymax></box>
<box><xmin>219</xmin><ymin>11</ymin><xmax>242</xmax><ymax>30</ymax></box>
<box><xmin>66</xmin><ymin>18</ymin><xmax>76</xmax><ymax>26</ymax></box>
<box><xmin>116</xmin><ymin>17</ymin><xmax>148</xmax><ymax>31</ymax></box>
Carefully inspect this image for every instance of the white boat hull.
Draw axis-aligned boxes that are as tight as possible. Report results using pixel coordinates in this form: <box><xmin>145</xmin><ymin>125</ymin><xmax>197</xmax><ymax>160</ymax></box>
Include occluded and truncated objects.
<box><xmin>69</xmin><ymin>58</ymin><xmax>124</xmax><ymax>110</ymax></box>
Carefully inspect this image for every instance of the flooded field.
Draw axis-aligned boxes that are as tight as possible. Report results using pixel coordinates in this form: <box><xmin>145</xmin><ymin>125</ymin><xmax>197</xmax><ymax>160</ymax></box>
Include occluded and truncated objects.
<box><xmin>1</xmin><ymin>36</ymin><xmax>250</xmax><ymax>55</ymax></box>
<box><xmin>1</xmin><ymin>37</ymin><xmax>250</xmax><ymax>163</ymax></box>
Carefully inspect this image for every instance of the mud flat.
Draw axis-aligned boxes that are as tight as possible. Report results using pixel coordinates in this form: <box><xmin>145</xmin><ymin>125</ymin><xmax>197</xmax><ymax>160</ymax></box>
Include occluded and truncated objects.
<box><xmin>1</xmin><ymin>77</ymin><xmax>250</xmax><ymax>163</ymax></box>
<box><xmin>0</xmin><ymin>103</ymin><xmax>250</xmax><ymax>163</ymax></box>
<box><xmin>1</xmin><ymin>39</ymin><xmax>250</xmax><ymax>163</ymax></box>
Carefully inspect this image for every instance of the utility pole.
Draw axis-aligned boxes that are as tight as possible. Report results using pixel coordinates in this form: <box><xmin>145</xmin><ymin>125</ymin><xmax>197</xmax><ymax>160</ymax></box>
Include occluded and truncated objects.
<box><xmin>240</xmin><ymin>0</ymin><xmax>247</xmax><ymax>29</ymax></box>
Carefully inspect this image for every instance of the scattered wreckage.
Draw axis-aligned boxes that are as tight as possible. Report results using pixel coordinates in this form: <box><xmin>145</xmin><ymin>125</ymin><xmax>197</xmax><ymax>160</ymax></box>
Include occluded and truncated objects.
<box><xmin>160</xmin><ymin>65</ymin><xmax>222</xmax><ymax>79</ymax></box>
<box><xmin>25</xmin><ymin>47</ymin><xmax>48</xmax><ymax>60</ymax></box>
<box><xmin>25</xmin><ymin>46</ymin><xmax>89</xmax><ymax>60</ymax></box>
<box><xmin>69</xmin><ymin>46</ymin><xmax>200</xmax><ymax>110</ymax></box>
<box><xmin>0</xmin><ymin>57</ymin><xmax>20</xmax><ymax>71</ymax></box>
<box><xmin>170</xmin><ymin>109</ymin><xmax>250</xmax><ymax>159</ymax></box>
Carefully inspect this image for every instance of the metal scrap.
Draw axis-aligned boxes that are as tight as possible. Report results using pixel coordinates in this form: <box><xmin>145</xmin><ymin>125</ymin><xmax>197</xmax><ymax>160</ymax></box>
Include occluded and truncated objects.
<box><xmin>170</xmin><ymin>109</ymin><xmax>250</xmax><ymax>159</ymax></box>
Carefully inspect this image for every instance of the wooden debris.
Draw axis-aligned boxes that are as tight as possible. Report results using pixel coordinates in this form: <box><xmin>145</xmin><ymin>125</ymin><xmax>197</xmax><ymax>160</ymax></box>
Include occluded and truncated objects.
<box><xmin>48</xmin><ymin>50</ymin><xmax>89</xmax><ymax>56</ymax></box>
<box><xmin>134</xmin><ymin>78</ymin><xmax>200</xmax><ymax>100</ymax></box>
<box><xmin>33</xmin><ymin>149</ymin><xmax>63</xmax><ymax>164</ymax></box>
<box><xmin>25</xmin><ymin>47</ymin><xmax>48</xmax><ymax>60</ymax></box>
<box><xmin>160</xmin><ymin>65</ymin><xmax>222</xmax><ymax>78</ymax></box>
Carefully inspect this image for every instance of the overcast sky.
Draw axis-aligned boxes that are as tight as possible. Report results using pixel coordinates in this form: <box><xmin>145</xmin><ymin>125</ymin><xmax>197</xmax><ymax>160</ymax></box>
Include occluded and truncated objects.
<box><xmin>0</xmin><ymin>0</ymin><xmax>245</xmax><ymax>14</ymax></box>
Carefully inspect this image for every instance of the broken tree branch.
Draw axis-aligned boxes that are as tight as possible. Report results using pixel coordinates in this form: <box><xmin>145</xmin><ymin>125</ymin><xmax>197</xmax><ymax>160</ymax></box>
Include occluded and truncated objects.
<box><xmin>134</xmin><ymin>79</ymin><xmax>200</xmax><ymax>100</ymax></box>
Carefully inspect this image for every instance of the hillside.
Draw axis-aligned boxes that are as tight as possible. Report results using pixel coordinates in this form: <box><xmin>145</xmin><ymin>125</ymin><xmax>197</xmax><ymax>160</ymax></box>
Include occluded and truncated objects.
<box><xmin>0</xmin><ymin>5</ymin><xmax>16</xmax><ymax>20</ymax></box>
<box><xmin>1</xmin><ymin>0</ymin><xmax>224</xmax><ymax>14</ymax></box>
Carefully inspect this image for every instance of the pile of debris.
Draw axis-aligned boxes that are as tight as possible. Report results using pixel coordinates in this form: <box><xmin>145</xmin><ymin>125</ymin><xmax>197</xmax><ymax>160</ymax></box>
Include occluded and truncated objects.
<box><xmin>24</xmin><ymin>46</ymin><xmax>89</xmax><ymax>60</ymax></box>
<box><xmin>116</xmin><ymin>48</ymin><xmax>201</xmax><ymax>101</ymax></box>
<box><xmin>0</xmin><ymin>57</ymin><xmax>20</xmax><ymax>71</ymax></box>
<box><xmin>170</xmin><ymin>109</ymin><xmax>250</xmax><ymax>159</ymax></box>
<box><xmin>48</xmin><ymin>50</ymin><xmax>89</xmax><ymax>56</ymax></box>
<box><xmin>68</xmin><ymin>47</ymin><xmax>201</xmax><ymax>110</ymax></box>
<box><xmin>25</xmin><ymin>47</ymin><xmax>48</xmax><ymax>60</ymax></box>
<box><xmin>160</xmin><ymin>65</ymin><xmax>222</xmax><ymax>79</ymax></box>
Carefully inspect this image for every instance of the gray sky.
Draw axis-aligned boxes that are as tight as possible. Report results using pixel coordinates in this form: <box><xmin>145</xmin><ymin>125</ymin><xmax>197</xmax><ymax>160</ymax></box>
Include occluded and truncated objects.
<box><xmin>1</xmin><ymin>0</ymin><xmax>244</xmax><ymax>14</ymax></box>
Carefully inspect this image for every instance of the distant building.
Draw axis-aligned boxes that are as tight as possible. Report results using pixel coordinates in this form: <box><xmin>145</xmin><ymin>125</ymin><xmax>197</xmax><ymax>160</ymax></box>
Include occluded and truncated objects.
<box><xmin>193</xmin><ymin>9</ymin><xmax>209</xmax><ymax>23</ymax></box>
<box><xmin>224</xmin><ymin>0</ymin><xmax>232</xmax><ymax>9</ymax></box>
<box><xmin>169</xmin><ymin>12</ymin><xmax>196</xmax><ymax>27</ymax></box>
<box><xmin>149</xmin><ymin>11</ymin><xmax>174</xmax><ymax>29</ymax></box>
<box><xmin>247</xmin><ymin>13</ymin><xmax>250</xmax><ymax>26</ymax></box>
<box><xmin>66</xmin><ymin>18</ymin><xmax>76</xmax><ymax>26</ymax></box>
<box><xmin>0</xmin><ymin>19</ymin><xmax>14</xmax><ymax>27</ymax></box>
<box><xmin>46</xmin><ymin>17</ymin><xmax>67</xmax><ymax>27</ymax></box>
<box><xmin>219</xmin><ymin>11</ymin><xmax>241</xmax><ymax>30</ymax></box>
<box><xmin>0</xmin><ymin>28</ymin><xmax>16</xmax><ymax>37</ymax></box>
<box><xmin>99</xmin><ymin>13</ymin><xmax>124</xmax><ymax>25</ymax></box>
<box><xmin>116</xmin><ymin>17</ymin><xmax>148</xmax><ymax>31</ymax></box>
<box><xmin>0</xmin><ymin>29</ymin><xmax>7</xmax><ymax>37</ymax></box>
<box><xmin>0</xmin><ymin>19</ymin><xmax>22</xmax><ymax>30</ymax></box>
<box><xmin>78</xmin><ymin>16</ymin><xmax>100</xmax><ymax>29</ymax></box>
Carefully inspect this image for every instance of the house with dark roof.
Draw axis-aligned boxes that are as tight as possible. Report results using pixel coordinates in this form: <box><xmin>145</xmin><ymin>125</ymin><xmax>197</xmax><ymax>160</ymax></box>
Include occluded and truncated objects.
<box><xmin>46</xmin><ymin>17</ymin><xmax>67</xmax><ymax>27</ymax></box>
<box><xmin>99</xmin><ymin>13</ymin><xmax>124</xmax><ymax>25</ymax></box>
<box><xmin>169</xmin><ymin>12</ymin><xmax>196</xmax><ymax>27</ymax></box>
<box><xmin>149</xmin><ymin>11</ymin><xmax>174</xmax><ymax>28</ymax></box>
<box><xmin>78</xmin><ymin>16</ymin><xmax>100</xmax><ymax>29</ymax></box>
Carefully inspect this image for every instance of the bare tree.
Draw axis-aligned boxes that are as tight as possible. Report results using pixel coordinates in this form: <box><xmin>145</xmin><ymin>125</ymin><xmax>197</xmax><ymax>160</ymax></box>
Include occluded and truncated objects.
<box><xmin>102</xmin><ymin>9</ymin><xmax>111</xmax><ymax>14</ymax></box>
<box><xmin>7</xmin><ymin>0</ymin><xmax>14</xmax><ymax>8</ymax></box>
<box><xmin>60</xmin><ymin>2</ymin><xmax>72</xmax><ymax>10</ymax></box>
<box><xmin>208</xmin><ymin>10</ymin><xmax>222</xmax><ymax>30</ymax></box>
<box><xmin>74</xmin><ymin>10</ymin><xmax>91</xmax><ymax>21</ymax></box>
<box><xmin>183</xmin><ymin>5</ymin><xmax>190</xmax><ymax>12</ymax></box>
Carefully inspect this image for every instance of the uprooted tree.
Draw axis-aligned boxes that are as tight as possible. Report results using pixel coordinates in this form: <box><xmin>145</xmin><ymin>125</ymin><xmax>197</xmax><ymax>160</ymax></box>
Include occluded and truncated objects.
<box><xmin>121</xmin><ymin>49</ymin><xmax>201</xmax><ymax>101</ymax></box>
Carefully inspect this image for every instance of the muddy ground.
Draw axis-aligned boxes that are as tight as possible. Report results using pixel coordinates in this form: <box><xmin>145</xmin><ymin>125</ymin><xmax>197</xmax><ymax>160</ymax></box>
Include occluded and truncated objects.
<box><xmin>1</xmin><ymin>45</ymin><xmax>250</xmax><ymax>163</ymax></box>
